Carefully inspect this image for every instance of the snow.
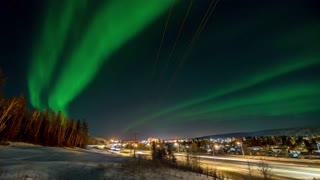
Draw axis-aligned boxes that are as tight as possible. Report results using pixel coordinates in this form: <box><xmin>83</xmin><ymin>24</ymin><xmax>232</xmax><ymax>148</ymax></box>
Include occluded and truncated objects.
<box><xmin>0</xmin><ymin>143</ymin><xmax>213</xmax><ymax>180</ymax></box>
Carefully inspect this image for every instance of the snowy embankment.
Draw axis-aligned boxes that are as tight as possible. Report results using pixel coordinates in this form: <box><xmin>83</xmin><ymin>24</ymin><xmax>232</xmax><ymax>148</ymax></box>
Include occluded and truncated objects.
<box><xmin>0</xmin><ymin>143</ymin><xmax>213</xmax><ymax>180</ymax></box>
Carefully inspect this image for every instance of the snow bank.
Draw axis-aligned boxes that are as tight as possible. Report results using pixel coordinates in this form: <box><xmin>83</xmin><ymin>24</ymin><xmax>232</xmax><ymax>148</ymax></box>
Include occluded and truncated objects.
<box><xmin>0</xmin><ymin>143</ymin><xmax>214</xmax><ymax>180</ymax></box>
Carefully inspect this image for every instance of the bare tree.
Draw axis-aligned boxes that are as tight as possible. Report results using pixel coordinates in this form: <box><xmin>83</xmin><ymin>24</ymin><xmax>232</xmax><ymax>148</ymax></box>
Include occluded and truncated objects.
<box><xmin>0</xmin><ymin>69</ymin><xmax>7</xmax><ymax>93</ymax></box>
<box><xmin>256</xmin><ymin>158</ymin><xmax>272</xmax><ymax>179</ymax></box>
<box><xmin>0</xmin><ymin>70</ymin><xmax>90</xmax><ymax>148</ymax></box>
<box><xmin>0</xmin><ymin>97</ymin><xmax>20</xmax><ymax>133</ymax></box>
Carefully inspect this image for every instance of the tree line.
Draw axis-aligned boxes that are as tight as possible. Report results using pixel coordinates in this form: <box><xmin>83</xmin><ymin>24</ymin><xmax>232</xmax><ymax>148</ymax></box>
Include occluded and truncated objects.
<box><xmin>175</xmin><ymin>135</ymin><xmax>320</xmax><ymax>155</ymax></box>
<box><xmin>0</xmin><ymin>69</ymin><xmax>89</xmax><ymax>148</ymax></box>
<box><xmin>150</xmin><ymin>141</ymin><xmax>229</xmax><ymax>179</ymax></box>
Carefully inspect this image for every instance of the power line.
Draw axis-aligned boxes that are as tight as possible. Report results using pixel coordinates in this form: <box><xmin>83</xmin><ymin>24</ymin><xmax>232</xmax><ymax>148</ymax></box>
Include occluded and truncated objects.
<box><xmin>185</xmin><ymin>0</ymin><xmax>220</xmax><ymax>59</ymax></box>
<box><xmin>160</xmin><ymin>0</ymin><xmax>220</xmax><ymax>102</ymax></box>
<box><xmin>147</xmin><ymin>1</ymin><xmax>174</xmax><ymax>104</ymax></box>
<box><xmin>159</xmin><ymin>0</ymin><xmax>194</xmax><ymax>82</ymax></box>
<box><xmin>150</xmin><ymin>2</ymin><xmax>174</xmax><ymax>86</ymax></box>
<box><xmin>153</xmin><ymin>0</ymin><xmax>194</xmax><ymax>104</ymax></box>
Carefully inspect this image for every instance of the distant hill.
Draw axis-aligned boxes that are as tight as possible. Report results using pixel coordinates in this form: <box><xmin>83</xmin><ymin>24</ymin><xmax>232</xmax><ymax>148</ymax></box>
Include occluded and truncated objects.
<box><xmin>198</xmin><ymin>127</ymin><xmax>320</xmax><ymax>139</ymax></box>
<box><xmin>88</xmin><ymin>137</ymin><xmax>109</xmax><ymax>144</ymax></box>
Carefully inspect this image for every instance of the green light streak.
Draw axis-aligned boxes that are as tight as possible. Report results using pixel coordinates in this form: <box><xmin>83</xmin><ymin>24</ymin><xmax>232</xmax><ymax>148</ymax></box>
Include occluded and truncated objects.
<box><xmin>156</xmin><ymin>83</ymin><xmax>320</xmax><ymax>128</ymax></box>
<box><xmin>230</xmin><ymin>98</ymin><xmax>320</xmax><ymax>117</ymax></box>
<box><xmin>125</xmin><ymin>57</ymin><xmax>320</xmax><ymax>131</ymax></box>
<box><xmin>179</xmin><ymin>82</ymin><xmax>320</xmax><ymax>120</ymax></box>
<box><xmin>28</xmin><ymin>0</ymin><xmax>87</xmax><ymax>110</ymax></box>
<box><xmin>48</xmin><ymin>0</ymin><xmax>176</xmax><ymax>113</ymax></box>
<box><xmin>158</xmin><ymin>97</ymin><xmax>320</xmax><ymax>129</ymax></box>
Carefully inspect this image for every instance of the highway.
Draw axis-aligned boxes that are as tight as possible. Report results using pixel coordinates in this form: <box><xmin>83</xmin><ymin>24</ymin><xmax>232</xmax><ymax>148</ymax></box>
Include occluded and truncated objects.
<box><xmin>119</xmin><ymin>150</ymin><xmax>320</xmax><ymax>180</ymax></box>
<box><xmin>175</xmin><ymin>153</ymin><xmax>320</xmax><ymax>180</ymax></box>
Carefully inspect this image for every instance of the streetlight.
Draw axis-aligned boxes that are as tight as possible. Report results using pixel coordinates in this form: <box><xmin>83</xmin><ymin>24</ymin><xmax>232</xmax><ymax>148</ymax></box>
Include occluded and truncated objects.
<box><xmin>237</xmin><ymin>141</ymin><xmax>244</xmax><ymax>156</ymax></box>
<box><xmin>174</xmin><ymin>142</ymin><xmax>179</xmax><ymax>153</ymax></box>
<box><xmin>146</xmin><ymin>143</ymin><xmax>151</xmax><ymax>151</ymax></box>
<box><xmin>132</xmin><ymin>143</ymin><xmax>138</xmax><ymax>158</ymax></box>
<box><xmin>212</xmin><ymin>142</ymin><xmax>215</xmax><ymax>156</ymax></box>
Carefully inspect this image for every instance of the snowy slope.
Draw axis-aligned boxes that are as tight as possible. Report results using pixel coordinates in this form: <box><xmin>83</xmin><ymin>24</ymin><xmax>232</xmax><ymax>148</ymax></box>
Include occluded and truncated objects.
<box><xmin>0</xmin><ymin>143</ymin><xmax>213</xmax><ymax>180</ymax></box>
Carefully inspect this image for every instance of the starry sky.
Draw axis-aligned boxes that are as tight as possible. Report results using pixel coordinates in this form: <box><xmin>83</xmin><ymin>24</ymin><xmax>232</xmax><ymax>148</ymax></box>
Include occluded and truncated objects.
<box><xmin>1</xmin><ymin>0</ymin><xmax>320</xmax><ymax>139</ymax></box>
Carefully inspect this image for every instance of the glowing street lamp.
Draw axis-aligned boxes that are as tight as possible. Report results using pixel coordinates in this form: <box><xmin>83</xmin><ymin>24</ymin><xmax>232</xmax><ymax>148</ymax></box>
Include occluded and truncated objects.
<box><xmin>174</xmin><ymin>142</ymin><xmax>179</xmax><ymax>153</ymax></box>
<box><xmin>212</xmin><ymin>143</ymin><xmax>215</xmax><ymax>156</ymax></box>
<box><xmin>146</xmin><ymin>143</ymin><xmax>151</xmax><ymax>151</ymax></box>
<box><xmin>133</xmin><ymin>143</ymin><xmax>138</xmax><ymax>158</ymax></box>
<box><xmin>237</xmin><ymin>142</ymin><xmax>244</xmax><ymax>156</ymax></box>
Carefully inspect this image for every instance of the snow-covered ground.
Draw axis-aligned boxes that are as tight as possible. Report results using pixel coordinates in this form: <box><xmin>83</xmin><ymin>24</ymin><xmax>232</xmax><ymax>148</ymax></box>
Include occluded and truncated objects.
<box><xmin>0</xmin><ymin>143</ymin><xmax>214</xmax><ymax>180</ymax></box>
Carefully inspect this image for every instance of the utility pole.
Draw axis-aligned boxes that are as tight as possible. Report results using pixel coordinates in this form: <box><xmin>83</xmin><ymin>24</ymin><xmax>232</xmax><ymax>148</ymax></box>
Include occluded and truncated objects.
<box><xmin>178</xmin><ymin>142</ymin><xmax>180</xmax><ymax>153</ymax></box>
<box><xmin>133</xmin><ymin>132</ymin><xmax>138</xmax><ymax>158</ymax></box>
<box><xmin>212</xmin><ymin>142</ymin><xmax>215</xmax><ymax>156</ymax></box>
<box><xmin>241</xmin><ymin>143</ymin><xmax>245</xmax><ymax>156</ymax></box>
<box><xmin>238</xmin><ymin>141</ymin><xmax>244</xmax><ymax>156</ymax></box>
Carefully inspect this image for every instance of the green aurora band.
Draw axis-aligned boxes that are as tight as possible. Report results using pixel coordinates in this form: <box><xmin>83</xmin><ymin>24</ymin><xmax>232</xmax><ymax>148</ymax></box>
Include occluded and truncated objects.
<box><xmin>125</xmin><ymin>57</ymin><xmax>320</xmax><ymax>131</ymax></box>
<box><xmin>27</xmin><ymin>1</ymin><xmax>319</xmax><ymax>131</ymax></box>
<box><xmin>28</xmin><ymin>0</ymin><xmax>175</xmax><ymax>113</ymax></box>
<box><xmin>48</xmin><ymin>0</ymin><xmax>176</xmax><ymax>113</ymax></box>
<box><xmin>171</xmin><ymin>82</ymin><xmax>320</xmax><ymax>122</ymax></box>
<box><xmin>160</xmin><ymin>97</ymin><xmax>320</xmax><ymax>129</ymax></box>
<box><xmin>219</xmin><ymin>98</ymin><xmax>319</xmax><ymax>118</ymax></box>
<box><xmin>28</xmin><ymin>0</ymin><xmax>87</xmax><ymax>110</ymax></box>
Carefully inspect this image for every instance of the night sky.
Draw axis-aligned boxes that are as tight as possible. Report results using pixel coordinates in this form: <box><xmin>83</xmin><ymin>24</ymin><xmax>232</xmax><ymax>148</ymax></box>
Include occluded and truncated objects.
<box><xmin>1</xmin><ymin>0</ymin><xmax>320</xmax><ymax>139</ymax></box>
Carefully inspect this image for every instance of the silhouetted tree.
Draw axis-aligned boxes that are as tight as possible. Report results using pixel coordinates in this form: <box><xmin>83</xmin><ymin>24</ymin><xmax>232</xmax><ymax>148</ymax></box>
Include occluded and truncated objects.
<box><xmin>1</xmin><ymin>95</ymin><xmax>26</xmax><ymax>140</ymax></box>
<box><xmin>81</xmin><ymin>119</ymin><xmax>89</xmax><ymax>147</ymax></box>
<box><xmin>0</xmin><ymin>69</ymin><xmax>7</xmax><ymax>95</ymax></box>
<box><xmin>257</xmin><ymin>158</ymin><xmax>272</xmax><ymax>179</ymax></box>
<box><xmin>0</xmin><ymin>70</ymin><xmax>90</xmax><ymax>148</ymax></box>
<box><xmin>166</xmin><ymin>143</ymin><xmax>177</xmax><ymax>164</ymax></box>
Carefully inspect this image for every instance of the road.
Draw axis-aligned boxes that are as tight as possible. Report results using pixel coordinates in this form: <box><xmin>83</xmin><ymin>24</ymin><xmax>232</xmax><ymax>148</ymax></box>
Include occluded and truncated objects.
<box><xmin>177</xmin><ymin>154</ymin><xmax>320</xmax><ymax>180</ymax></box>
<box><xmin>120</xmin><ymin>150</ymin><xmax>320</xmax><ymax>180</ymax></box>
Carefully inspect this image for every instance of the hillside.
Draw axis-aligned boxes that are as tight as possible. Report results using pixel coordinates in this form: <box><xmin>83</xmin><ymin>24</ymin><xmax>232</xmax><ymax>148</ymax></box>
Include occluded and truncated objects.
<box><xmin>199</xmin><ymin>127</ymin><xmax>320</xmax><ymax>139</ymax></box>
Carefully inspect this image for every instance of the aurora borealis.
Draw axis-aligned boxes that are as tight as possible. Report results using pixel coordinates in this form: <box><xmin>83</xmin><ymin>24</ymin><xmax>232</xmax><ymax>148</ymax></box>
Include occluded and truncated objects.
<box><xmin>125</xmin><ymin>57</ymin><xmax>320</xmax><ymax>131</ymax></box>
<box><xmin>27</xmin><ymin>0</ymin><xmax>175</xmax><ymax>114</ymax></box>
<box><xmin>1</xmin><ymin>0</ymin><xmax>320</xmax><ymax>139</ymax></box>
<box><xmin>28</xmin><ymin>0</ymin><xmax>88</xmax><ymax>111</ymax></box>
